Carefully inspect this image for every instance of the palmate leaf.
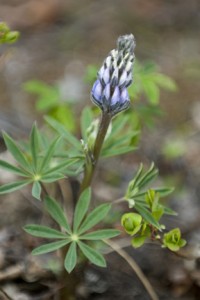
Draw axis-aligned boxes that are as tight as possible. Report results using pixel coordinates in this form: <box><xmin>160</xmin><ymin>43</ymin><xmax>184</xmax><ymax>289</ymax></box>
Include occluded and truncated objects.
<box><xmin>3</xmin><ymin>132</ymin><xmax>30</xmax><ymax>172</ymax></box>
<box><xmin>0</xmin><ymin>180</ymin><xmax>31</xmax><ymax>194</ymax></box>
<box><xmin>78</xmin><ymin>204</ymin><xmax>111</xmax><ymax>235</ymax></box>
<box><xmin>45</xmin><ymin>196</ymin><xmax>71</xmax><ymax>234</ymax></box>
<box><xmin>127</xmin><ymin>163</ymin><xmax>158</xmax><ymax>198</ymax></box>
<box><xmin>80</xmin><ymin>229</ymin><xmax>120</xmax><ymax>240</ymax></box>
<box><xmin>30</xmin><ymin>123</ymin><xmax>40</xmax><ymax>171</ymax></box>
<box><xmin>73</xmin><ymin>188</ymin><xmax>91</xmax><ymax>232</ymax></box>
<box><xmin>78</xmin><ymin>241</ymin><xmax>106</xmax><ymax>267</ymax></box>
<box><xmin>64</xmin><ymin>242</ymin><xmax>77</xmax><ymax>273</ymax></box>
<box><xmin>0</xmin><ymin>160</ymin><xmax>30</xmax><ymax>177</ymax></box>
<box><xmin>32</xmin><ymin>239</ymin><xmax>71</xmax><ymax>255</ymax></box>
<box><xmin>24</xmin><ymin>224</ymin><xmax>68</xmax><ymax>239</ymax></box>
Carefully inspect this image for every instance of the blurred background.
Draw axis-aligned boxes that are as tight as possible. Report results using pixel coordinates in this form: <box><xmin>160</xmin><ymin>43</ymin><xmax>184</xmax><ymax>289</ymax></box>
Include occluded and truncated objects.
<box><xmin>1</xmin><ymin>0</ymin><xmax>200</xmax><ymax>299</ymax></box>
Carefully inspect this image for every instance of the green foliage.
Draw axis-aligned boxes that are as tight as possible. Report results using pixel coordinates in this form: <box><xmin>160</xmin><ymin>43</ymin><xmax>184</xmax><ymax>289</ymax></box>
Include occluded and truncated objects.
<box><xmin>125</xmin><ymin>163</ymin><xmax>175</xmax><ymax>226</ymax></box>
<box><xmin>24</xmin><ymin>188</ymin><xmax>120</xmax><ymax>273</ymax></box>
<box><xmin>162</xmin><ymin>228</ymin><xmax>186</xmax><ymax>251</ymax></box>
<box><xmin>23</xmin><ymin>80</ymin><xmax>76</xmax><ymax>132</ymax></box>
<box><xmin>0</xmin><ymin>22</ymin><xmax>20</xmax><ymax>44</ymax></box>
<box><xmin>0</xmin><ymin>46</ymin><xmax>186</xmax><ymax>279</ymax></box>
<box><xmin>128</xmin><ymin>61</ymin><xmax>177</xmax><ymax>105</ymax></box>
<box><xmin>0</xmin><ymin>124</ymin><xmax>78</xmax><ymax>199</ymax></box>
<box><xmin>121</xmin><ymin>213</ymin><xmax>142</xmax><ymax>235</ymax></box>
<box><xmin>120</xmin><ymin>164</ymin><xmax>183</xmax><ymax>249</ymax></box>
<box><xmin>81</xmin><ymin>107</ymin><xmax>139</xmax><ymax>158</ymax></box>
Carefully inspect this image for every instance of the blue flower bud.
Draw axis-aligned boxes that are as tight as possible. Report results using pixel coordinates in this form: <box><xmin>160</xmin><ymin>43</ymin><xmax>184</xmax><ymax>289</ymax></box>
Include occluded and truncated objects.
<box><xmin>91</xmin><ymin>34</ymin><xmax>135</xmax><ymax>116</ymax></box>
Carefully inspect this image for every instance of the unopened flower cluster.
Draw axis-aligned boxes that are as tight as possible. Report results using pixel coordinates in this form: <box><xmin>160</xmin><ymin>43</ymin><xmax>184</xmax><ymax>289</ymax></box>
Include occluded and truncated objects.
<box><xmin>91</xmin><ymin>34</ymin><xmax>135</xmax><ymax>116</ymax></box>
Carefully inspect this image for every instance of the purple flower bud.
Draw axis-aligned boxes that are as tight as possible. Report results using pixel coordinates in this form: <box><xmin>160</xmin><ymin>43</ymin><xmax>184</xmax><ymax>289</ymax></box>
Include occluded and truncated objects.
<box><xmin>103</xmin><ymin>84</ymin><xmax>111</xmax><ymax>101</ymax></box>
<box><xmin>102</xmin><ymin>68</ymin><xmax>110</xmax><ymax>85</ymax></box>
<box><xmin>91</xmin><ymin>34</ymin><xmax>135</xmax><ymax>116</ymax></box>
<box><xmin>91</xmin><ymin>80</ymin><xmax>103</xmax><ymax>106</ymax></box>
<box><xmin>111</xmin><ymin>86</ymin><xmax>120</xmax><ymax>105</ymax></box>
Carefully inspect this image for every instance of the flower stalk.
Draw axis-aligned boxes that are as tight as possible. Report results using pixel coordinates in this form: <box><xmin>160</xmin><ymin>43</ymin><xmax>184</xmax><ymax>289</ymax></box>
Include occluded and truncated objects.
<box><xmin>80</xmin><ymin>34</ymin><xmax>135</xmax><ymax>193</ymax></box>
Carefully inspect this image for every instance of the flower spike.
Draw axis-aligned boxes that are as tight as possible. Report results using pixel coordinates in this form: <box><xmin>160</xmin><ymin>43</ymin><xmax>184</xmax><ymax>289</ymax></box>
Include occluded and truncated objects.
<box><xmin>91</xmin><ymin>34</ymin><xmax>135</xmax><ymax>116</ymax></box>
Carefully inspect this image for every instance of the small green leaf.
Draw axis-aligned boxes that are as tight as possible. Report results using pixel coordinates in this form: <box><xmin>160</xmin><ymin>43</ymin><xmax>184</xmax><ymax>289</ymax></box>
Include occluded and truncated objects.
<box><xmin>131</xmin><ymin>236</ymin><xmax>146</xmax><ymax>248</ymax></box>
<box><xmin>78</xmin><ymin>204</ymin><xmax>111</xmax><ymax>234</ymax></box>
<box><xmin>3</xmin><ymin>132</ymin><xmax>30</xmax><ymax>171</ymax></box>
<box><xmin>32</xmin><ymin>181</ymin><xmax>41</xmax><ymax>200</ymax></box>
<box><xmin>102</xmin><ymin>146</ymin><xmax>135</xmax><ymax>158</ymax></box>
<box><xmin>32</xmin><ymin>239</ymin><xmax>71</xmax><ymax>255</ymax></box>
<box><xmin>64</xmin><ymin>242</ymin><xmax>77</xmax><ymax>273</ymax></box>
<box><xmin>154</xmin><ymin>187</ymin><xmax>174</xmax><ymax>197</ymax></box>
<box><xmin>80</xmin><ymin>229</ymin><xmax>120</xmax><ymax>240</ymax></box>
<box><xmin>78</xmin><ymin>241</ymin><xmax>106</xmax><ymax>267</ymax></box>
<box><xmin>30</xmin><ymin>123</ymin><xmax>40</xmax><ymax>170</ymax></box>
<box><xmin>24</xmin><ymin>224</ymin><xmax>68</xmax><ymax>239</ymax></box>
<box><xmin>43</xmin><ymin>158</ymin><xmax>78</xmax><ymax>175</ymax></box>
<box><xmin>136</xmin><ymin>163</ymin><xmax>158</xmax><ymax>190</ymax></box>
<box><xmin>135</xmin><ymin>187</ymin><xmax>174</xmax><ymax>198</ymax></box>
<box><xmin>41</xmin><ymin>173</ymin><xmax>65</xmax><ymax>183</ymax></box>
<box><xmin>39</xmin><ymin>137</ymin><xmax>61</xmax><ymax>173</ymax></box>
<box><xmin>127</xmin><ymin>164</ymin><xmax>144</xmax><ymax>194</ymax></box>
<box><xmin>73</xmin><ymin>188</ymin><xmax>91</xmax><ymax>232</ymax></box>
<box><xmin>45</xmin><ymin>196</ymin><xmax>71</xmax><ymax>234</ymax></box>
<box><xmin>163</xmin><ymin>206</ymin><xmax>177</xmax><ymax>216</ymax></box>
<box><xmin>0</xmin><ymin>160</ymin><xmax>30</xmax><ymax>176</ymax></box>
<box><xmin>0</xmin><ymin>180</ymin><xmax>30</xmax><ymax>194</ymax></box>
<box><xmin>135</xmin><ymin>204</ymin><xmax>160</xmax><ymax>229</ymax></box>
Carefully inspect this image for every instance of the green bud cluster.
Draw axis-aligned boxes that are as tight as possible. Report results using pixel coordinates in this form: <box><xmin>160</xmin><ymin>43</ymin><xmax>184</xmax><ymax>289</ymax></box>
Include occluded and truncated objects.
<box><xmin>162</xmin><ymin>228</ymin><xmax>186</xmax><ymax>251</ymax></box>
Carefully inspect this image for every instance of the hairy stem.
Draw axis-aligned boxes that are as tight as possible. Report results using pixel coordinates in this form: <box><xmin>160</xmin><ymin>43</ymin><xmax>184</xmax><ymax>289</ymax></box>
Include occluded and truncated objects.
<box><xmin>80</xmin><ymin>113</ymin><xmax>112</xmax><ymax>193</ymax></box>
<box><xmin>104</xmin><ymin>239</ymin><xmax>159</xmax><ymax>300</ymax></box>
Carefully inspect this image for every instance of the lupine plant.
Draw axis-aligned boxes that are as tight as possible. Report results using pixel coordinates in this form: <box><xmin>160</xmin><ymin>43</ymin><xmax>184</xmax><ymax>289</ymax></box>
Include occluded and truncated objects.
<box><xmin>0</xmin><ymin>32</ymin><xmax>186</xmax><ymax>300</ymax></box>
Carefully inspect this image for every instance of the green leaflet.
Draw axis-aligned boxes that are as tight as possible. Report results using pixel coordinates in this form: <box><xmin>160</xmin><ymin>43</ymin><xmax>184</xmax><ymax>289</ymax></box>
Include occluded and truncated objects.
<box><xmin>80</xmin><ymin>229</ymin><xmax>120</xmax><ymax>240</ymax></box>
<box><xmin>78</xmin><ymin>241</ymin><xmax>106</xmax><ymax>267</ymax></box>
<box><xmin>24</xmin><ymin>224</ymin><xmax>69</xmax><ymax>239</ymax></box>
<box><xmin>32</xmin><ymin>181</ymin><xmax>41</xmax><ymax>200</ymax></box>
<box><xmin>73</xmin><ymin>188</ymin><xmax>91</xmax><ymax>232</ymax></box>
<box><xmin>64</xmin><ymin>242</ymin><xmax>77</xmax><ymax>273</ymax></box>
<box><xmin>45</xmin><ymin>196</ymin><xmax>71</xmax><ymax>234</ymax></box>
<box><xmin>32</xmin><ymin>239</ymin><xmax>71</xmax><ymax>255</ymax></box>
<box><xmin>3</xmin><ymin>132</ymin><xmax>30</xmax><ymax>171</ymax></box>
<box><xmin>0</xmin><ymin>180</ymin><xmax>30</xmax><ymax>194</ymax></box>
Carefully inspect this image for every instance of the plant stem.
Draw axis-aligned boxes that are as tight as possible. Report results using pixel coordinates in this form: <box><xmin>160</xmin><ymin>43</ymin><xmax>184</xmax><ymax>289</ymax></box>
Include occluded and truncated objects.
<box><xmin>80</xmin><ymin>113</ymin><xmax>112</xmax><ymax>193</ymax></box>
<box><xmin>104</xmin><ymin>239</ymin><xmax>159</xmax><ymax>300</ymax></box>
